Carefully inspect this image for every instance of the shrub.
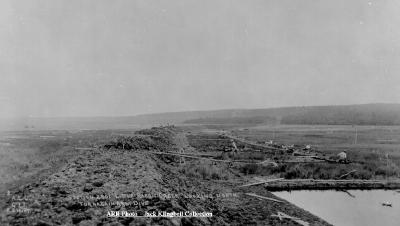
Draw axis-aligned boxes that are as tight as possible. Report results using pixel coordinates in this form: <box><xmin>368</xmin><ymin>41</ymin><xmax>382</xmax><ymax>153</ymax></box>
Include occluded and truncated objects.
<box><xmin>283</xmin><ymin>165</ymin><xmax>303</xmax><ymax>179</ymax></box>
<box><xmin>232</xmin><ymin>152</ymin><xmax>265</xmax><ymax>161</ymax></box>
<box><xmin>181</xmin><ymin>162</ymin><xmax>230</xmax><ymax>180</ymax></box>
<box><xmin>353</xmin><ymin>170</ymin><xmax>373</xmax><ymax>179</ymax></box>
<box><xmin>240</xmin><ymin>163</ymin><xmax>259</xmax><ymax>175</ymax></box>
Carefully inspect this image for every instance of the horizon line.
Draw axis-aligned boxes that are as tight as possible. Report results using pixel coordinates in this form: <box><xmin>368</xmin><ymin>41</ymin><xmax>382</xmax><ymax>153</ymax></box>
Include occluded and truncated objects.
<box><xmin>1</xmin><ymin>102</ymin><xmax>398</xmax><ymax>120</ymax></box>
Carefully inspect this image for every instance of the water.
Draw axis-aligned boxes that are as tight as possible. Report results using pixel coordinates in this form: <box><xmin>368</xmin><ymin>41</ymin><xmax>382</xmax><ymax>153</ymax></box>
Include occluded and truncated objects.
<box><xmin>273</xmin><ymin>190</ymin><xmax>400</xmax><ymax>226</ymax></box>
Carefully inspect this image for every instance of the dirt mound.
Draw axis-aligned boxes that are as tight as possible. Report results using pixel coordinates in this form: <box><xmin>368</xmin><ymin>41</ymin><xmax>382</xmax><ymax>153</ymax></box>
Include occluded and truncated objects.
<box><xmin>104</xmin><ymin>126</ymin><xmax>178</xmax><ymax>152</ymax></box>
<box><xmin>104</xmin><ymin>136</ymin><xmax>155</xmax><ymax>150</ymax></box>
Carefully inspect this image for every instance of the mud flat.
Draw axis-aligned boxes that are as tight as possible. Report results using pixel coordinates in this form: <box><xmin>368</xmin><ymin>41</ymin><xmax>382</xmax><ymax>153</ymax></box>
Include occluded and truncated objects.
<box><xmin>264</xmin><ymin>179</ymin><xmax>400</xmax><ymax>191</ymax></box>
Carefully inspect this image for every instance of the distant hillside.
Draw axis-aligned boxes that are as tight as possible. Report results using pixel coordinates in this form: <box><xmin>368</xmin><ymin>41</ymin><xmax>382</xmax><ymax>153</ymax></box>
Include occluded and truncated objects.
<box><xmin>133</xmin><ymin>106</ymin><xmax>310</xmax><ymax>125</ymax></box>
<box><xmin>83</xmin><ymin>103</ymin><xmax>400</xmax><ymax>126</ymax></box>
<box><xmin>2</xmin><ymin>103</ymin><xmax>399</xmax><ymax>131</ymax></box>
<box><xmin>179</xmin><ymin>103</ymin><xmax>400</xmax><ymax>126</ymax></box>
<box><xmin>184</xmin><ymin>116</ymin><xmax>278</xmax><ymax>125</ymax></box>
<box><xmin>280</xmin><ymin>104</ymin><xmax>400</xmax><ymax>125</ymax></box>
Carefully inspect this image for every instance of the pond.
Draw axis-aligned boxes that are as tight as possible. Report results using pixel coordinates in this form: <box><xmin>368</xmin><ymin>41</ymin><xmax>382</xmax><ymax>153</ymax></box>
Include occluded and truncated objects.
<box><xmin>273</xmin><ymin>190</ymin><xmax>400</xmax><ymax>226</ymax></box>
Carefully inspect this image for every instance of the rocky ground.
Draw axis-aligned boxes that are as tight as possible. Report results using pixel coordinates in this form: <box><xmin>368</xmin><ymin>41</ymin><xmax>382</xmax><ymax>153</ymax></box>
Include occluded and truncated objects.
<box><xmin>1</xmin><ymin>126</ymin><xmax>331</xmax><ymax>226</ymax></box>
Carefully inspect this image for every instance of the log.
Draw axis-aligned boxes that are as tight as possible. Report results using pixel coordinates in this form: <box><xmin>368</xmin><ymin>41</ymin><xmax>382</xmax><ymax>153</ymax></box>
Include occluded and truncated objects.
<box><xmin>239</xmin><ymin>178</ymin><xmax>284</xmax><ymax>188</ymax></box>
<box><xmin>337</xmin><ymin>170</ymin><xmax>357</xmax><ymax>179</ymax></box>
<box><xmin>244</xmin><ymin>193</ymin><xmax>284</xmax><ymax>203</ymax></box>
<box><xmin>258</xmin><ymin>160</ymin><xmax>279</xmax><ymax>167</ymax></box>
<box><xmin>271</xmin><ymin>212</ymin><xmax>309</xmax><ymax>226</ymax></box>
<box><xmin>339</xmin><ymin>189</ymin><xmax>356</xmax><ymax>198</ymax></box>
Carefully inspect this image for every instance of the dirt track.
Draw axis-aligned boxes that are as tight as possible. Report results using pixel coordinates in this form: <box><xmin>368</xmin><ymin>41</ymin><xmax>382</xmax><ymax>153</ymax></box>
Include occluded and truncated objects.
<box><xmin>1</xmin><ymin>127</ymin><xmax>331</xmax><ymax>226</ymax></box>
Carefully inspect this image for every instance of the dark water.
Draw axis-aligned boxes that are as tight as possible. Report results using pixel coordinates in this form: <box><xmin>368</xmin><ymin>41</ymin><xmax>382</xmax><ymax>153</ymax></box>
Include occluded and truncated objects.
<box><xmin>273</xmin><ymin>190</ymin><xmax>400</xmax><ymax>226</ymax></box>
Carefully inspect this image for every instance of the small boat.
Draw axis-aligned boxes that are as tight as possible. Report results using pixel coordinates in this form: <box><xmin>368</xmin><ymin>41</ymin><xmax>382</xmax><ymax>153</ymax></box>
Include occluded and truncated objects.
<box><xmin>382</xmin><ymin>202</ymin><xmax>392</xmax><ymax>207</ymax></box>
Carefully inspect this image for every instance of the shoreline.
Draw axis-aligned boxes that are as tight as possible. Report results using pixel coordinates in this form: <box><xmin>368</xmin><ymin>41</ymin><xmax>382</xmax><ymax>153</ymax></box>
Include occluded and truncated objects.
<box><xmin>264</xmin><ymin>179</ymin><xmax>400</xmax><ymax>191</ymax></box>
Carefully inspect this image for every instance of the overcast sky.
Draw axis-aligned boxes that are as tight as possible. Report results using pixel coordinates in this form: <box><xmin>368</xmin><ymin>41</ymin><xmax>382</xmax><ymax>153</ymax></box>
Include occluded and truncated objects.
<box><xmin>1</xmin><ymin>0</ymin><xmax>400</xmax><ymax>118</ymax></box>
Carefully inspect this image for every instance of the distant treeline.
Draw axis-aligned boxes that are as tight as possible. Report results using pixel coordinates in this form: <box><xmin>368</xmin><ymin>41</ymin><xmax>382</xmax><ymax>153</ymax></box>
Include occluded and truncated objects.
<box><xmin>281</xmin><ymin>105</ymin><xmax>400</xmax><ymax>125</ymax></box>
<box><xmin>184</xmin><ymin>116</ymin><xmax>277</xmax><ymax>125</ymax></box>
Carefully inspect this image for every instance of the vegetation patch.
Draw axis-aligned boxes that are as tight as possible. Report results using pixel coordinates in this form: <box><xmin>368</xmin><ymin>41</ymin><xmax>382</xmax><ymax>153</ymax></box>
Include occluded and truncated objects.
<box><xmin>179</xmin><ymin>161</ymin><xmax>231</xmax><ymax>180</ymax></box>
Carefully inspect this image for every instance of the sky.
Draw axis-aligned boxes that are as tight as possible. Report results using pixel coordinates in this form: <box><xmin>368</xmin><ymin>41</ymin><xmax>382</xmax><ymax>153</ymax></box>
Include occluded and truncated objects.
<box><xmin>1</xmin><ymin>0</ymin><xmax>400</xmax><ymax>118</ymax></box>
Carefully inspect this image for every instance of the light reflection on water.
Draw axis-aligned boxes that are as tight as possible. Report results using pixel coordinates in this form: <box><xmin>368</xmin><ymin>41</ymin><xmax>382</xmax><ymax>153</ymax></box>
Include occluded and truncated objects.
<box><xmin>273</xmin><ymin>190</ymin><xmax>400</xmax><ymax>226</ymax></box>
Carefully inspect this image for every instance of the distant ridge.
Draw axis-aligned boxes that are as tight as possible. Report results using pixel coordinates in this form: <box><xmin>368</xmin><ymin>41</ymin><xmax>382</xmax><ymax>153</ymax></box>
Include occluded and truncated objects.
<box><xmin>280</xmin><ymin>103</ymin><xmax>400</xmax><ymax>125</ymax></box>
<box><xmin>1</xmin><ymin>104</ymin><xmax>400</xmax><ymax>130</ymax></box>
<box><xmin>137</xmin><ymin>103</ymin><xmax>400</xmax><ymax>126</ymax></box>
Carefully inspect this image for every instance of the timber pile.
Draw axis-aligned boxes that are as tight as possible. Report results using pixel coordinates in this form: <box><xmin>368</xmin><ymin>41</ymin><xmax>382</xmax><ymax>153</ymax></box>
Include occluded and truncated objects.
<box><xmin>224</xmin><ymin>134</ymin><xmax>347</xmax><ymax>164</ymax></box>
<box><xmin>223</xmin><ymin>134</ymin><xmax>285</xmax><ymax>152</ymax></box>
